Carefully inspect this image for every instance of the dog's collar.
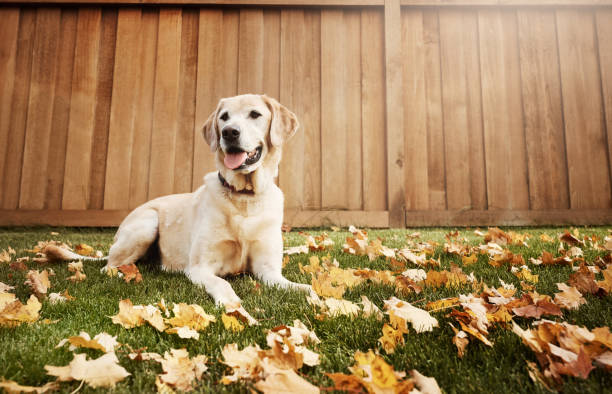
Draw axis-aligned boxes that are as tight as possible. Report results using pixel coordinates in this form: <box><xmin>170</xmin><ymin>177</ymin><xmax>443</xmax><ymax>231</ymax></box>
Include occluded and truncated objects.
<box><xmin>218</xmin><ymin>172</ymin><xmax>255</xmax><ymax>195</ymax></box>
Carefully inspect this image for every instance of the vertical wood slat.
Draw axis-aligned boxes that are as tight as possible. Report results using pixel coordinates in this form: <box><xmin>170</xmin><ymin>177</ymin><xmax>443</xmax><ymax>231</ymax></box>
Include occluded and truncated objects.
<box><xmin>439</xmin><ymin>9</ymin><xmax>487</xmax><ymax>211</ymax></box>
<box><xmin>2</xmin><ymin>8</ymin><xmax>35</xmax><ymax>209</ymax></box>
<box><xmin>19</xmin><ymin>8</ymin><xmax>61</xmax><ymax>209</ymax></box>
<box><xmin>238</xmin><ymin>8</ymin><xmax>264</xmax><ymax>94</ymax></box>
<box><xmin>148</xmin><ymin>8</ymin><xmax>182</xmax><ymax>200</ymax></box>
<box><xmin>45</xmin><ymin>9</ymin><xmax>78</xmax><ymax>209</ymax></box>
<box><xmin>556</xmin><ymin>9</ymin><xmax>611</xmax><ymax>209</ymax></box>
<box><xmin>88</xmin><ymin>8</ymin><xmax>117</xmax><ymax>209</ymax></box>
<box><xmin>103</xmin><ymin>8</ymin><xmax>142</xmax><ymax>210</ymax></box>
<box><xmin>402</xmin><ymin>9</ymin><xmax>429</xmax><ymax>212</ymax></box>
<box><xmin>517</xmin><ymin>9</ymin><xmax>569</xmax><ymax>210</ymax></box>
<box><xmin>321</xmin><ymin>9</ymin><xmax>348</xmax><ymax>209</ymax></box>
<box><xmin>279</xmin><ymin>9</ymin><xmax>306</xmax><ymax>210</ymax></box>
<box><xmin>129</xmin><ymin>9</ymin><xmax>158</xmax><ymax>209</ymax></box>
<box><xmin>595</xmin><ymin>9</ymin><xmax>612</xmax><ymax>191</ymax></box>
<box><xmin>62</xmin><ymin>8</ymin><xmax>102</xmax><ymax>210</ymax></box>
<box><xmin>478</xmin><ymin>9</ymin><xmax>529</xmax><ymax>210</ymax></box>
<box><xmin>386</xmin><ymin>0</ymin><xmax>405</xmax><ymax>227</ymax></box>
<box><xmin>302</xmin><ymin>9</ymin><xmax>322</xmax><ymax>210</ymax></box>
<box><xmin>263</xmin><ymin>9</ymin><xmax>280</xmax><ymax>99</ymax></box>
<box><xmin>361</xmin><ymin>8</ymin><xmax>386</xmax><ymax>211</ymax></box>
<box><xmin>0</xmin><ymin>8</ymin><xmax>20</xmax><ymax>208</ymax></box>
<box><xmin>173</xmin><ymin>8</ymin><xmax>198</xmax><ymax>194</ymax></box>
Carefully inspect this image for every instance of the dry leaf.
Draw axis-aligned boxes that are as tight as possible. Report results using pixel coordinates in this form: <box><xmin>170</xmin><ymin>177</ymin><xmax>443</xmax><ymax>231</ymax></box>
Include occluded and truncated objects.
<box><xmin>157</xmin><ymin>349</ymin><xmax>208</xmax><ymax>392</ymax></box>
<box><xmin>254</xmin><ymin>358</ymin><xmax>319</xmax><ymax>394</ymax></box>
<box><xmin>24</xmin><ymin>269</ymin><xmax>52</xmax><ymax>298</ymax></box>
<box><xmin>117</xmin><ymin>263</ymin><xmax>142</xmax><ymax>283</ymax></box>
<box><xmin>554</xmin><ymin>283</ymin><xmax>586</xmax><ymax>310</ymax></box>
<box><xmin>167</xmin><ymin>303</ymin><xmax>216</xmax><ymax>330</ymax></box>
<box><xmin>449</xmin><ymin>323</ymin><xmax>469</xmax><ymax>358</ymax></box>
<box><xmin>222</xmin><ymin>313</ymin><xmax>245</xmax><ymax>332</ymax></box>
<box><xmin>411</xmin><ymin>369</ymin><xmax>442</xmax><ymax>394</ymax></box>
<box><xmin>0</xmin><ymin>294</ymin><xmax>41</xmax><ymax>327</ymax></box>
<box><xmin>45</xmin><ymin>352</ymin><xmax>130</xmax><ymax>388</ymax></box>
<box><xmin>220</xmin><ymin>343</ymin><xmax>263</xmax><ymax>383</ymax></box>
<box><xmin>74</xmin><ymin>243</ymin><xmax>94</xmax><ymax>256</ymax></box>
<box><xmin>57</xmin><ymin>331</ymin><xmax>119</xmax><ymax>353</ymax></box>
<box><xmin>111</xmin><ymin>299</ymin><xmax>146</xmax><ymax>329</ymax></box>
<box><xmin>384</xmin><ymin>297</ymin><xmax>438</xmax><ymax>333</ymax></box>
<box><xmin>0</xmin><ymin>282</ymin><xmax>15</xmax><ymax>293</ymax></box>
<box><xmin>379</xmin><ymin>323</ymin><xmax>404</xmax><ymax>354</ymax></box>
<box><xmin>0</xmin><ymin>380</ymin><xmax>58</xmax><ymax>393</ymax></box>
<box><xmin>67</xmin><ymin>270</ymin><xmax>86</xmax><ymax>282</ymax></box>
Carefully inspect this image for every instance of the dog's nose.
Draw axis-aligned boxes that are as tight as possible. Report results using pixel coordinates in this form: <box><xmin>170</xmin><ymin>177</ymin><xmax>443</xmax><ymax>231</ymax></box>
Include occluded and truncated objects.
<box><xmin>222</xmin><ymin>127</ymin><xmax>240</xmax><ymax>142</ymax></box>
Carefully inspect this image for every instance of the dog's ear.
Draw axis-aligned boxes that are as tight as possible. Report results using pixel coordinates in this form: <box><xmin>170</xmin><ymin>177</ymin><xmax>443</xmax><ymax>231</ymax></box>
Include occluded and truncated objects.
<box><xmin>262</xmin><ymin>95</ymin><xmax>299</xmax><ymax>147</ymax></box>
<box><xmin>202</xmin><ymin>104</ymin><xmax>220</xmax><ymax>152</ymax></box>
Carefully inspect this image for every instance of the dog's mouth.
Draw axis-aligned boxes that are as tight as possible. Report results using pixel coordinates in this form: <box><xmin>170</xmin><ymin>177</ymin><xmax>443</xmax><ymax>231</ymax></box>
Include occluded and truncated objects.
<box><xmin>223</xmin><ymin>145</ymin><xmax>263</xmax><ymax>170</ymax></box>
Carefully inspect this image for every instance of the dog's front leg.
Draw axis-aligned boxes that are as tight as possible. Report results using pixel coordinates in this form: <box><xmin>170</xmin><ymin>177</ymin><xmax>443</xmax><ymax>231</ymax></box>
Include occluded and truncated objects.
<box><xmin>185</xmin><ymin>265</ymin><xmax>242</xmax><ymax>308</ymax></box>
<box><xmin>250</xmin><ymin>240</ymin><xmax>313</xmax><ymax>294</ymax></box>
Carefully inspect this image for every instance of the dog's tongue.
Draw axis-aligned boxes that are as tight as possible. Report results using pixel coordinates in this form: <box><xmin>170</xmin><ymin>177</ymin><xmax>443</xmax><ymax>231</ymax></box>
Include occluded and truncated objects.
<box><xmin>224</xmin><ymin>152</ymin><xmax>248</xmax><ymax>169</ymax></box>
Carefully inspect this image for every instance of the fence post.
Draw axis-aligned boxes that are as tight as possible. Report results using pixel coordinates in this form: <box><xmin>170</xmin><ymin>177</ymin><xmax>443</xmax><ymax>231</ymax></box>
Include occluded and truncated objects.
<box><xmin>384</xmin><ymin>0</ymin><xmax>405</xmax><ymax>228</ymax></box>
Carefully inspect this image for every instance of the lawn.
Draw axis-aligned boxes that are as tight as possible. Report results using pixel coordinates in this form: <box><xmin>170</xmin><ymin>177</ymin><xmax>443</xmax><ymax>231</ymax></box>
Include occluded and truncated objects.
<box><xmin>0</xmin><ymin>226</ymin><xmax>611</xmax><ymax>393</ymax></box>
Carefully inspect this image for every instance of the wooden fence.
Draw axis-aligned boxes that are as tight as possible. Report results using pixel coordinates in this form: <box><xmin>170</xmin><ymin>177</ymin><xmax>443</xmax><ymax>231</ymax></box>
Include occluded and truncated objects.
<box><xmin>0</xmin><ymin>0</ymin><xmax>611</xmax><ymax>228</ymax></box>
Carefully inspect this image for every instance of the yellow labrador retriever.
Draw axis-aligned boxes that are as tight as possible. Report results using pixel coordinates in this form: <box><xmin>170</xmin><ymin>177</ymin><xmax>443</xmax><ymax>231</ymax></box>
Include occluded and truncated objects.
<box><xmin>104</xmin><ymin>94</ymin><xmax>311</xmax><ymax>308</ymax></box>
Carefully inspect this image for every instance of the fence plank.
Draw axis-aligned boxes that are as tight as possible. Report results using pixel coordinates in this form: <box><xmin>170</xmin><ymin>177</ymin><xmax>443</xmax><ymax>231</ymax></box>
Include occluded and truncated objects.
<box><xmin>87</xmin><ymin>8</ymin><xmax>116</xmax><ymax>209</ymax></box>
<box><xmin>129</xmin><ymin>8</ymin><xmax>157</xmax><ymax>208</ymax></box>
<box><xmin>439</xmin><ymin>10</ymin><xmax>487</xmax><ymax>211</ymax></box>
<box><xmin>517</xmin><ymin>9</ymin><xmax>569</xmax><ymax>209</ymax></box>
<box><xmin>103</xmin><ymin>8</ymin><xmax>141</xmax><ymax>210</ymax></box>
<box><xmin>556</xmin><ymin>9</ymin><xmax>611</xmax><ymax>209</ymax></box>
<box><xmin>478</xmin><ymin>9</ymin><xmax>529</xmax><ymax>210</ymax></box>
<box><xmin>263</xmin><ymin>9</ymin><xmax>280</xmax><ymax>98</ymax></box>
<box><xmin>279</xmin><ymin>9</ymin><xmax>305</xmax><ymax>210</ymax></box>
<box><xmin>62</xmin><ymin>8</ymin><xmax>102</xmax><ymax>210</ymax></box>
<box><xmin>402</xmin><ymin>9</ymin><xmax>429</xmax><ymax>212</ymax></box>
<box><xmin>19</xmin><ymin>8</ymin><xmax>61</xmax><ymax>209</ymax></box>
<box><xmin>0</xmin><ymin>8</ymin><xmax>20</xmax><ymax>208</ymax></box>
<box><xmin>173</xmin><ymin>8</ymin><xmax>198</xmax><ymax>194</ymax></box>
<box><xmin>238</xmin><ymin>8</ymin><xmax>264</xmax><ymax>93</ymax></box>
<box><xmin>45</xmin><ymin>9</ymin><xmax>77</xmax><ymax>209</ymax></box>
<box><xmin>1</xmin><ymin>8</ymin><xmax>35</xmax><ymax>209</ymax></box>
<box><xmin>321</xmin><ymin>9</ymin><xmax>348</xmax><ymax>209</ymax></box>
<box><xmin>596</xmin><ymin>9</ymin><xmax>612</xmax><ymax>189</ymax></box>
<box><xmin>302</xmin><ymin>9</ymin><xmax>322</xmax><ymax>210</ymax></box>
<box><xmin>346</xmin><ymin>10</ymin><xmax>363</xmax><ymax>210</ymax></box>
<box><xmin>148</xmin><ymin>8</ymin><xmax>182</xmax><ymax>200</ymax></box>
<box><xmin>361</xmin><ymin>8</ymin><xmax>386</xmax><ymax>211</ymax></box>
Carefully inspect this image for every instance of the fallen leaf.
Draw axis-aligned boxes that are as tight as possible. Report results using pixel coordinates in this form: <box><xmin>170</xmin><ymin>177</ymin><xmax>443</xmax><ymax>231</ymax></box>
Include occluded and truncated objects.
<box><xmin>110</xmin><ymin>299</ymin><xmax>146</xmax><ymax>329</ymax></box>
<box><xmin>0</xmin><ymin>380</ymin><xmax>58</xmax><ymax>393</ymax></box>
<box><xmin>117</xmin><ymin>263</ymin><xmax>142</xmax><ymax>283</ymax></box>
<box><xmin>67</xmin><ymin>270</ymin><xmax>86</xmax><ymax>282</ymax></box>
<box><xmin>57</xmin><ymin>331</ymin><xmax>119</xmax><ymax>353</ymax></box>
<box><xmin>74</xmin><ymin>243</ymin><xmax>94</xmax><ymax>256</ymax></box>
<box><xmin>24</xmin><ymin>269</ymin><xmax>52</xmax><ymax>298</ymax></box>
<box><xmin>554</xmin><ymin>283</ymin><xmax>586</xmax><ymax>310</ymax></box>
<box><xmin>0</xmin><ymin>294</ymin><xmax>42</xmax><ymax>327</ymax></box>
<box><xmin>384</xmin><ymin>297</ymin><xmax>438</xmax><ymax>333</ymax></box>
<box><xmin>167</xmin><ymin>303</ymin><xmax>216</xmax><ymax>331</ymax></box>
<box><xmin>157</xmin><ymin>349</ymin><xmax>208</xmax><ymax>392</ymax></box>
<box><xmin>450</xmin><ymin>323</ymin><xmax>469</xmax><ymax>358</ymax></box>
<box><xmin>411</xmin><ymin>369</ymin><xmax>442</xmax><ymax>394</ymax></box>
<box><xmin>222</xmin><ymin>313</ymin><xmax>244</xmax><ymax>332</ymax></box>
<box><xmin>45</xmin><ymin>352</ymin><xmax>130</xmax><ymax>388</ymax></box>
<box><xmin>253</xmin><ymin>358</ymin><xmax>319</xmax><ymax>394</ymax></box>
<box><xmin>378</xmin><ymin>323</ymin><xmax>404</xmax><ymax>354</ymax></box>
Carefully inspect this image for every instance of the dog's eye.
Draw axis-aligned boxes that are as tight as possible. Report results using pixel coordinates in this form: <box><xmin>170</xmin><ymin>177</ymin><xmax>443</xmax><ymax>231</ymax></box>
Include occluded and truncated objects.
<box><xmin>249</xmin><ymin>110</ymin><xmax>262</xmax><ymax>119</ymax></box>
<box><xmin>220</xmin><ymin>112</ymin><xmax>229</xmax><ymax>122</ymax></box>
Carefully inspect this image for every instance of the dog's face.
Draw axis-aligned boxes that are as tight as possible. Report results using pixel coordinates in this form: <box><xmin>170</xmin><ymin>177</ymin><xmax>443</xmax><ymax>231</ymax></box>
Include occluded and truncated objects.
<box><xmin>202</xmin><ymin>94</ymin><xmax>298</xmax><ymax>174</ymax></box>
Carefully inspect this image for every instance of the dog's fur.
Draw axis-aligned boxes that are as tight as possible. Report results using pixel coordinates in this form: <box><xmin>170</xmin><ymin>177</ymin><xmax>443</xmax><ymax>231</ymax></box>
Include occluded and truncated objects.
<box><xmin>104</xmin><ymin>94</ymin><xmax>311</xmax><ymax>308</ymax></box>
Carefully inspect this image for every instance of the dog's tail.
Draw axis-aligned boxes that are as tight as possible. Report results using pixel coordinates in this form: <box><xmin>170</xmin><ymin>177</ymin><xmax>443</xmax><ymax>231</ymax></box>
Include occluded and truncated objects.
<box><xmin>42</xmin><ymin>245</ymin><xmax>108</xmax><ymax>262</ymax></box>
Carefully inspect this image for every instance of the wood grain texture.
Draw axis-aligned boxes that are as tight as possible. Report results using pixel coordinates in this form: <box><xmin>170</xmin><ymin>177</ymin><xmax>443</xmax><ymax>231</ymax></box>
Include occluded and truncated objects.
<box><xmin>385</xmin><ymin>0</ymin><xmax>405</xmax><ymax>227</ymax></box>
<box><xmin>0</xmin><ymin>7</ymin><xmax>20</xmax><ymax>207</ymax></box>
<box><xmin>87</xmin><ymin>8</ymin><xmax>117</xmax><ymax>209</ymax></box>
<box><xmin>45</xmin><ymin>9</ymin><xmax>78</xmax><ymax>209</ymax></box>
<box><xmin>103</xmin><ymin>8</ymin><xmax>141</xmax><ymax>210</ymax></box>
<box><xmin>173</xmin><ymin>8</ymin><xmax>198</xmax><ymax>194</ymax></box>
<box><xmin>556</xmin><ymin>9</ymin><xmax>611</xmax><ymax>209</ymax></box>
<box><xmin>439</xmin><ymin>9</ymin><xmax>487</xmax><ymax>211</ymax></box>
<box><xmin>238</xmin><ymin>8</ymin><xmax>264</xmax><ymax>94</ymax></box>
<box><xmin>129</xmin><ymin>9</ymin><xmax>158</xmax><ymax>208</ymax></box>
<box><xmin>321</xmin><ymin>9</ymin><xmax>348</xmax><ymax>209</ymax></box>
<box><xmin>478</xmin><ymin>9</ymin><xmax>529</xmax><ymax>210</ymax></box>
<box><xmin>62</xmin><ymin>8</ymin><xmax>102</xmax><ymax>210</ymax></box>
<box><xmin>279</xmin><ymin>9</ymin><xmax>306</xmax><ymax>210</ymax></box>
<box><xmin>517</xmin><ymin>9</ymin><xmax>569</xmax><ymax>210</ymax></box>
<box><xmin>361</xmin><ymin>8</ymin><xmax>386</xmax><ymax>211</ymax></box>
<box><xmin>402</xmin><ymin>9</ymin><xmax>429</xmax><ymax>212</ymax></box>
<box><xmin>262</xmin><ymin>9</ymin><xmax>280</xmax><ymax>98</ymax></box>
<box><xmin>19</xmin><ymin>8</ymin><xmax>61</xmax><ymax>209</ymax></box>
<box><xmin>1</xmin><ymin>8</ymin><xmax>35</xmax><ymax>209</ymax></box>
<box><xmin>148</xmin><ymin>8</ymin><xmax>182</xmax><ymax>200</ymax></box>
<box><xmin>596</xmin><ymin>9</ymin><xmax>612</xmax><ymax>191</ymax></box>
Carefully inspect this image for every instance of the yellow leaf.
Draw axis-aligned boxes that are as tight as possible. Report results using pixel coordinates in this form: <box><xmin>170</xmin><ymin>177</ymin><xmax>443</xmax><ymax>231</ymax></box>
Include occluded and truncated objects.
<box><xmin>167</xmin><ymin>303</ymin><xmax>216</xmax><ymax>331</ymax></box>
<box><xmin>157</xmin><ymin>349</ymin><xmax>208</xmax><ymax>392</ymax></box>
<box><xmin>0</xmin><ymin>295</ymin><xmax>41</xmax><ymax>327</ymax></box>
<box><xmin>57</xmin><ymin>332</ymin><xmax>119</xmax><ymax>353</ymax></box>
<box><xmin>378</xmin><ymin>323</ymin><xmax>404</xmax><ymax>354</ymax></box>
<box><xmin>24</xmin><ymin>269</ymin><xmax>52</xmax><ymax>298</ymax></box>
<box><xmin>0</xmin><ymin>379</ymin><xmax>58</xmax><ymax>393</ymax></box>
<box><xmin>462</xmin><ymin>254</ymin><xmax>478</xmax><ymax>265</ymax></box>
<box><xmin>110</xmin><ymin>299</ymin><xmax>145</xmax><ymax>329</ymax></box>
<box><xmin>222</xmin><ymin>313</ymin><xmax>244</xmax><ymax>332</ymax></box>
<box><xmin>45</xmin><ymin>352</ymin><xmax>130</xmax><ymax>388</ymax></box>
<box><xmin>166</xmin><ymin>326</ymin><xmax>200</xmax><ymax>340</ymax></box>
<box><xmin>74</xmin><ymin>243</ymin><xmax>94</xmax><ymax>256</ymax></box>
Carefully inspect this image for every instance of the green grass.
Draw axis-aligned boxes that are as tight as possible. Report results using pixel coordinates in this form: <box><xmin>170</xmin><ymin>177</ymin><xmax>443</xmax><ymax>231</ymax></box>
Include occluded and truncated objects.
<box><xmin>1</xmin><ymin>226</ymin><xmax>611</xmax><ymax>393</ymax></box>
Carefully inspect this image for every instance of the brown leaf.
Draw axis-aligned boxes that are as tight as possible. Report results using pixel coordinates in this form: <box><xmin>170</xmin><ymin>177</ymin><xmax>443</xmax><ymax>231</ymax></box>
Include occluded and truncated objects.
<box><xmin>512</xmin><ymin>301</ymin><xmax>562</xmax><ymax>319</ymax></box>
<box><xmin>568</xmin><ymin>264</ymin><xmax>599</xmax><ymax>295</ymax></box>
<box><xmin>24</xmin><ymin>270</ymin><xmax>52</xmax><ymax>298</ymax></box>
<box><xmin>117</xmin><ymin>263</ymin><xmax>142</xmax><ymax>283</ymax></box>
<box><xmin>158</xmin><ymin>349</ymin><xmax>208</xmax><ymax>392</ymax></box>
<box><xmin>554</xmin><ymin>283</ymin><xmax>586</xmax><ymax>310</ymax></box>
<box><xmin>325</xmin><ymin>373</ymin><xmax>366</xmax><ymax>392</ymax></box>
<box><xmin>0</xmin><ymin>379</ymin><xmax>59</xmax><ymax>393</ymax></box>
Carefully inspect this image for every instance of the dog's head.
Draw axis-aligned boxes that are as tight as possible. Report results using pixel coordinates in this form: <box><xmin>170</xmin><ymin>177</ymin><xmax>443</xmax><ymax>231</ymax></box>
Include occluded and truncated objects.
<box><xmin>202</xmin><ymin>94</ymin><xmax>298</xmax><ymax>176</ymax></box>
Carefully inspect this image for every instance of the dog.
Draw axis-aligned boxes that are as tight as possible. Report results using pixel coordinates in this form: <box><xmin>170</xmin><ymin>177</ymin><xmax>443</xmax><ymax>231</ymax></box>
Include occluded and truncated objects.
<box><xmin>101</xmin><ymin>94</ymin><xmax>312</xmax><ymax>309</ymax></box>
